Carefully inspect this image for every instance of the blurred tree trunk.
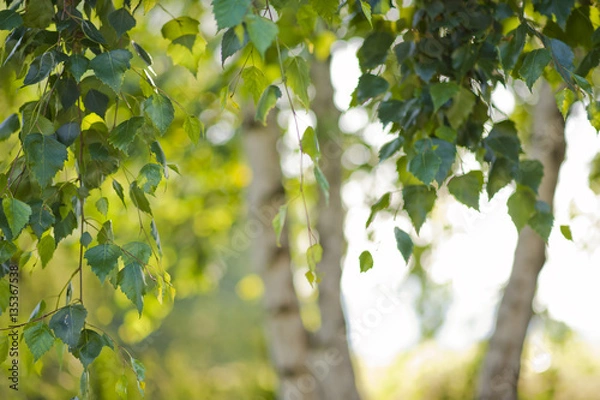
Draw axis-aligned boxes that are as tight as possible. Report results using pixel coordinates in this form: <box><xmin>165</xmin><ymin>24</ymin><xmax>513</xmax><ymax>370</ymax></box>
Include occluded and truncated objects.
<box><xmin>242</xmin><ymin>112</ymin><xmax>316</xmax><ymax>400</ymax></box>
<box><xmin>477</xmin><ymin>82</ymin><xmax>566</xmax><ymax>399</ymax></box>
<box><xmin>309</xmin><ymin>59</ymin><xmax>362</xmax><ymax>400</ymax></box>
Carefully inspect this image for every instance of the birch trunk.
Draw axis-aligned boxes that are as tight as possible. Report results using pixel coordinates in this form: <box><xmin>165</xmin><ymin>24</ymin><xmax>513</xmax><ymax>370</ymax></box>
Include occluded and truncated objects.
<box><xmin>477</xmin><ymin>82</ymin><xmax>566</xmax><ymax>399</ymax></box>
<box><xmin>308</xmin><ymin>59</ymin><xmax>362</xmax><ymax>400</ymax></box>
<box><xmin>242</xmin><ymin>112</ymin><xmax>316</xmax><ymax>400</ymax></box>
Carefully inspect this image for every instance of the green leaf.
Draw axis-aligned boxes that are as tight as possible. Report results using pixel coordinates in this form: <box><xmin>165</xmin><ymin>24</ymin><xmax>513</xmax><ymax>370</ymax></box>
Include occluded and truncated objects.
<box><xmin>138</xmin><ymin>164</ymin><xmax>162</xmax><ymax>194</ymax></box>
<box><xmin>309</xmin><ymin>0</ymin><xmax>339</xmax><ymax>22</ymax></box>
<box><xmin>118</xmin><ymin>263</ymin><xmax>146</xmax><ymax>314</ymax></box>
<box><xmin>0</xmin><ymin>10</ymin><xmax>23</xmax><ymax>30</ymax></box>
<box><xmin>448</xmin><ymin>171</ymin><xmax>484</xmax><ymax>210</ymax></box>
<box><xmin>394</xmin><ymin>227</ymin><xmax>413</xmax><ymax>263</ymax></box>
<box><xmin>54</xmin><ymin>211</ymin><xmax>77</xmax><ymax>243</ymax></box>
<box><xmin>507</xmin><ymin>186</ymin><xmax>537</xmax><ymax>232</ymax></box>
<box><xmin>3</xmin><ymin>198</ymin><xmax>32</xmax><ymax>239</ymax></box>
<box><xmin>359</xmin><ymin>250</ymin><xmax>373</xmax><ymax>273</ymax></box>
<box><xmin>519</xmin><ymin>49</ymin><xmax>552</xmax><ymax>90</ymax></box>
<box><xmin>96</xmin><ymin>197</ymin><xmax>109</xmax><ymax>217</ymax></box>
<box><xmin>29</xmin><ymin>202</ymin><xmax>55</xmax><ymax>239</ymax></box>
<box><xmin>447</xmin><ymin>87</ymin><xmax>476</xmax><ymax>129</ymax></box>
<box><xmin>84</xmin><ymin>89</ymin><xmax>109</xmax><ymax>118</ymax></box>
<box><xmin>245</xmin><ymin>15</ymin><xmax>278</xmax><ymax>59</ymax></box>
<box><xmin>132</xmin><ymin>42</ymin><xmax>153</xmax><ymax>68</ymax></box>
<box><xmin>150</xmin><ymin>141</ymin><xmax>168</xmax><ymax>177</ymax></box>
<box><xmin>161</xmin><ymin>17</ymin><xmax>200</xmax><ymax>43</ymax></box>
<box><xmin>272</xmin><ymin>205</ymin><xmax>287</xmax><ymax>247</ymax></box>
<box><xmin>356</xmin><ymin>74</ymin><xmax>389</xmax><ymax>103</ymax></box>
<box><xmin>108</xmin><ymin>8</ymin><xmax>136</xmax><ymax>37</ymax></box>
<box><xmin>560</xmin><ymin>225</ymin><xmax>572</xmax><ymax>241</ymax></box>
<box><xmin>529</xmin><ymin>200</ymin><xmax>553</xmax><ymax>241</ymax></box>
<box><xmin>555</xmin><ymin>88</ymin><xmax>575</xmax><ymax>119</ymax></box>
<box><xmin>85</xmin><ymin>244</ymin><xmax>122</xmax><ymax>284</ymax></box>
<box><xmin>357</xmin><ymin>31</ymin><xmax>394</xmax><ymax>70</ymax></box>
<box><xmin>212</xmin><ymin>0</ymin><xmax>251</xmax><ymax>30</ymax></box>
<box><xmin>0</xmin><ymin>114</ymin><xmax>20</xmax><ymax>141</ymax></box>
<box><xmin>366</xmin><ymin>192</ymin><xmax>391</xmax><ymax>228</ymax></box>
<box><xmin>545</xmin><ymin>38</ymin><xmax>575</xmax><ymax>88</ymax></box>
<box><xmin>68</xmin><ymin>55</ymin><xmax>89</xmax><ymax>83</ymax></box>
<box><xmin>360</xmin><ymin>0</ymin><xmax>372</xmax><ymax>25</ymax></box>
<box><xmin>435</xmin><ymin>126</ymin><xmax>457</xmax><ymax>143</ymax></box>
<box><xmin>150</xmin><ymin>219</ymin><xmax>162</xmax><ymax>257</ymax></box>
<box><xmin>73</xmin><ymin>329</ymin><xmax>105</xmax><ymax>369</ymax></box>
<box><xmin>402</xmin><ymin>185</ymin><xmax>436</xmax><ymax>234</ymax></box>
<box><xmin>143</xmin><ymin>94</ymin><xmax>174</xmax><ymax>135</ymax></box>
<box><xmin>37</xmin><ymin>234</ymin><xmax>55</xmax><ymax>268</ymax></box>
<box><xmin>130</xmin><ymin>182</ymin><xmax>153</xmax><ymax>215</ymax></box>
<box><xmin>130</xmin><ymin>357</ymin><xmax>146</xmax><ymax>395</ymax></box>
<box><xmin>24</xmin><ymin>52</ymin><xmax>55</xmax><ymax>86</ymax></box>
<box><xmin>306</xmin><ymin>243</ymin><xmax>323</xmax><ymax>270</ymax></box>
<box><xmin>408</xmin><ymin>141</ymin><xmax>442</xmax><ymax>186</ymax></box>
<box><xmin>112</xmin><ymin>180</ymin><xmax>126</xmax><ymax>207</ymax></box>
<box><xmin>430</xmin><ymin>82</ymin><xmax>460</xmax><ymax>112</ymax></box>
<box><xmin>487</xmin><ymin>158</ymin><xmax>516</xmax><ymax>199</ymax></box>
<box><xmin>379</xmin><ymin>137</ymin><xmax>404</xmax><ymax>162</ymax></box>
<box><xmin>49</xmin><ymin>304</ymin><xmax>87</xmax><ymax>349</ymax></box>
<box><xmin>533</xmin><ymin>0</ymin><xmax>574</xmax><ymax>29</ymax></box>
<box><xmin>56</xmin><ymin>122</ymin><xmax>81</xmax><ymax>147</ymax></box>
<box><xmin>81</xmin><ymin>20</ymin><xmax>106</xmax><ymax>44</ymax></box>
<box><xmin>285</xmin><ymin>57</ymin><xmax>311</xmax><ymax>108</ymax></box>
<box><xmin>109</xmin><ymin>117</ymin><xmax>145</xmax><ymax>152</ymax></box>
<box><xmin>314</xmin><ymin>164</ymin><xmax>330</xmax><ymax>204</ymax></box>
<box><xmin>122</xmin><ymin>242</ymin><xmax>152</xmax><ymax>266</ymax></box>
<box><xmin>0</xmin><ymin>241</ymin><xmax>17</xmax><ymax>264</ymax></box>
<box><xmin>23</xmin><ymin>322</ymin><xmax>55</xmax><ymax>362</ymax></box>
<box><xmin>255</xmin><ymin>85</ymin><xmax>281</xmax><ymax>125</ymax></box>
<box><xmin>500</xmin><ymin>24</ymin><xmax>527</xmax><ymax>70</ymax></box>
<box><xmin>80</xmin><ymin>232</ymin><xmax>92</xmax><ymax>248</ymax></box>
<box><xmin>183</xmin><ymin>115</ymin><xmax>203</xmax><ymax>145</ymax></box>
<box><xmin>517</xmin><ymin>159</ymin><xmax>544</xmax><ymax>193</ymax></box>
<box><xmin>89</xmin><ymin>50</ymin><xmax>133</xmax><ymax>93</ymax></box>
<box><xmin>301</xmin><ymin>127</ymin><xmax>320</xmax><ymax>162</ymax></box>
<box><xmin>221</xmin><ymin>27</ymin><xmax>248</xmax><ymax>64</ymax></box>
<box><xmin>588</xmin><ymin>101</ymin><xmax>600</xmax><ymax>131</ymax></box>
<box><xmin>23</xmin><ymin>0</ymin><xmax>53</xmax><ymax>29</ymax></box>
<box><xmin>241</xmin><ymin>66</ymin><xmax>268</xmax><ymax>104</ymax></box>
<box><xmin>97</xmin><ymin>221</ymin><xmax>114</xmax><ymax>245</ymax></box>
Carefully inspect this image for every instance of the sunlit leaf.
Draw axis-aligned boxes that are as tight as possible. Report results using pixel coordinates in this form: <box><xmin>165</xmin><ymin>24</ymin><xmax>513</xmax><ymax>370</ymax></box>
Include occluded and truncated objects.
<box><xmin>255</xmin><ymin>85</ymin><xmax>281</xmax><ymax>125</ymax></box>
<box><xmin>23</xmin><ymin>322</ymin><xmax>55</xmax><ymax>362</ymax></box>
<box><xmin>272</xmin><ymin>205</ymin><xmax>287</xmax><ymax>247</ymax></box>
<box><xmin>306</xmin><ymin>243</ymin><xmax>323</xmax><ymax>270</ymax></box>
<box><xmin>285</xmin><ymin>57</ymin><xmax>311</xmax><ymax>108</ymax></box>
<box><xmin>37</xmin><ymin>234</ymin><xmax>55</xmax><ymax>268</ymax></box>
<box><xmin>560</xmin><ymin>225</ymin><xmax>573</xmax><ymax>241</ymax></box>
<box><xmin>314</xmin><ymin>164</ymin><xmax>330</xmax><ymax>204</ymax></box>
<box><xmin>300</xmin><ymin>127</ymin><xmax>320</xmax><ymax>162</ymax></box>
<box><xmin>359</xmin><ymin>250</ymin><xmax>373</xmax><ymax>273</ymax></box>
<box><xmin>366</xmin><ymin>192</ymin><xmax>390</xmax><ymax>228</ymax></box>
<box><xmin>507</xmin><ymin>186</ymin><xmax>537</xmax><ymax>232</ymax></box>
<box><xmin>245</xmin><ymin>15</ymin><xmax>278</xmax><ymax>58</ymax></box>
<box><xmin>2</xmin><ymin>198</ymin><xmax>32</xmax><ymax>239</ymax></box>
